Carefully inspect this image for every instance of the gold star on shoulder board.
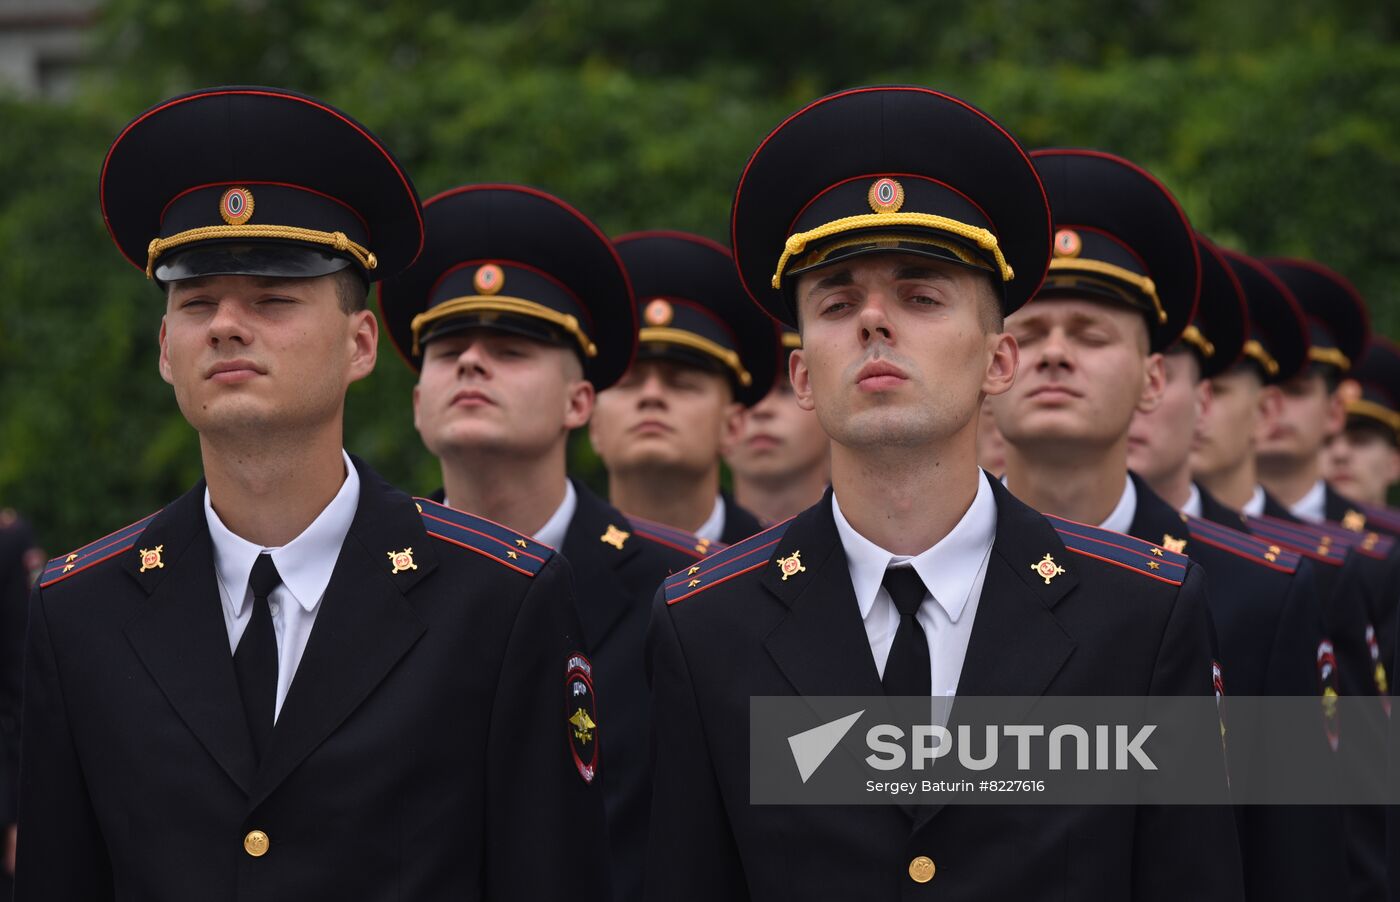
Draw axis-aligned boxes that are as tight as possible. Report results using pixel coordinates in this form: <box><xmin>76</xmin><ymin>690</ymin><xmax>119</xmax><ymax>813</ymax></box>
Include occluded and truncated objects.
<box><xmin>688</xmin><ymin>579</ymin><xmax>701</xmax><ymax>587</ymax></box>
<box><xmin>687</xmin><ymin>565</ymin><xmax>700</xmax><ymax>575</ymax></box>
<box><xmin>507</xmin><ymin>551</ymin><xmax>519</xmax><ymax>560</ymax></box>
<box><xmin>1148</xmin><ymin>561</ymin><xmax>1162</xmax><ymax>571</ymax></box>
<box><xmin>601</xmin><ymin>524</ymin><xmax>630</xmax><ymax>550</ymax></box>
<box><xmin>516</xmin><ymin>538</ymin><xmax>528</xmax><ymax>548</ymax></box>
<box><xmin>1150</xmin><ymin>547</ymin><xmax>1164</xmax><ymax>557</ymax></box>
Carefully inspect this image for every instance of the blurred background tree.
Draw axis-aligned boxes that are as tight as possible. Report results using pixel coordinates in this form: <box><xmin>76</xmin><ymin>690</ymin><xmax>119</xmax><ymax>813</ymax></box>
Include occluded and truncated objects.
<box><xmin>1</xmin><ymin>0</ymin><xmax>1396</xmax><ymax>550</ymax></box>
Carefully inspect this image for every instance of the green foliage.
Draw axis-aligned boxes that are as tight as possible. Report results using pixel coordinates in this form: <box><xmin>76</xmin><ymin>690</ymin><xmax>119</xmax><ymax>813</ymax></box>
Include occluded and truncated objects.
<box><xmin>2</xmin><ymin>0</ymin><xmax>1396</xmax><ymax>549</ymax></box>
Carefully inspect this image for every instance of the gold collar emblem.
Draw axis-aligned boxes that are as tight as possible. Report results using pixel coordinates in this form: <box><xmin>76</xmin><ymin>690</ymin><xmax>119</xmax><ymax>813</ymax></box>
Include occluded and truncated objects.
<box><xmin>1161</xmin><ymin>534</ymin><xmax>1188</xmax><ymax>554</ymax></box>
<box><xmin>1031</xmin><ymin>553</ymin><xmax>1065</xmax><ymax>585</ymax></box>
<box><xmin>138</xmin><ymin>545</ymin><xmax>165</xmax><ymax>573</ymax></box>
<box><xmin>777</xmin><ymin>550</ymin><xmax>806</xmax><ymax>581</ymax></box>
<box><xmin>601</xmin><ymin>524</ymin><xmax>630</xmax><ymax>550</ymax></box>
<box><xmin>388</xmin><ymin>547</ymin><xmax>418</xmax><ymax>574</ymax></box>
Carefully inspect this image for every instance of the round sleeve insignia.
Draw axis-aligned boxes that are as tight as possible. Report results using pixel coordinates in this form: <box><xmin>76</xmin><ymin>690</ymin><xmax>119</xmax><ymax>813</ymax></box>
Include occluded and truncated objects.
<box><xmin>219</xmin><ymin>187</ymin><xmax>255</xmax><ymax>226</ymax></box>
<box><xmin>867</xmin><ymin>177</ymin><xmax>905</xmax><ymax>214</ymax></box>
<box><xmin>473</xmin><ymin>263</ymin><xmax>505</xmax><ymax>296</ymax></box>
<box><xmin>643</xmin><ymin>298</ymin><xmax>674</xmax><ymax>327</ymax></box>
<box><xmin>1053</xmin><ymin>228</ymin><xmax>1081</xmax><ymax>258</ymax></box>
<box><xmin>1317</xmin><ymin>640</ymin><xmax>1341</xmax><ymax>751</ymax></box>
<box><xmin>566</xmin><ymin>654</ymin><xmax>599</xmax><ymax>784</ymax></box>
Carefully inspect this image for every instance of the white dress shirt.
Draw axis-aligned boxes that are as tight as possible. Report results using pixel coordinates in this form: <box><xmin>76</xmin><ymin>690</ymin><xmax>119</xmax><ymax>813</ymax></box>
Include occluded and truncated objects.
<box><xmin>1097</xmin><ymin>474</ymin><xmax>1137</xmax><ymax>534</ymax></box>
<box><xmin>206</xmin><ymin>450</ymin><xmax>359</xmax><ymax>721</ymax></box>
<box><xmin>695</xmin><ymin>495</ymin><xmax>726</xmax><ymax>544</ymax></box>
<box><xmin>531</xmin><ymin>481</ymin><xmax>578</xmax><ymax>551</ymax></box>
<box><xmin>1289</xmin><ymin>479</ymin><xmax>1328</xmax><ymax>524</ymax></box>
<box><xmin>1180</xmin><ymin>483</ymin><xmax>1203</xmax><ymax>519</ymax></box>
<box><xmin>832</xmin><ymin>474</ymin><xmax>997</xmax><ymax>698</ymax></box>
<box><xmin>1242</xmin><ymin>485</ymin><xmax>1267</xmax><ymax>517</ymax></box>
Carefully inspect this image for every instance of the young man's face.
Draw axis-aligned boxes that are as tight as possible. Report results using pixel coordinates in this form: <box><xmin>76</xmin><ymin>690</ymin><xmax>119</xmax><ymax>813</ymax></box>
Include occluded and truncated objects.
<box><xmin>724</xmin><ymin>369</ymin><xmax>830</xmax><ymax>486</ymax></box>
<box><xmin>992</xmin><ymin>297</ymin><xmax>1162</xmax><ymax>454</ymax></box>
<box><xmin>1256</xmin><ymin>368</ymin><xmax>1345</xmax><ymax>465</ymax></box>
<box><xmin>590</xmin><ymin>358</ymin><xmax>741</xmax><ymax>476</ymax></box>
<box><xmin>1127</xmin><ymin>350</ymin><xmax>1210</xmax><ymax>486</ymax></box>
<box><xmin>790</xmin><ymin>253</ymin><xmax>1014</xmax><ymax>453</ymax></box>
<box><xmin>1323</xmin><ymin>425</ymin><xmax>1400</xmax><ymax>504</ymax></box>
<box><xmin>1191</xmin><ymin>365</ymin><xmax>1276</xmax><ymax>481</ymax></box>
<box><xmin>413</xmin><ymin>329</ymin><xmax>592</xmax><ymax>461</ymax></box>
<box><xmin>159</xmin><ymin>273</ymin><xmax>375</xmax><ymax>438</ymax></box>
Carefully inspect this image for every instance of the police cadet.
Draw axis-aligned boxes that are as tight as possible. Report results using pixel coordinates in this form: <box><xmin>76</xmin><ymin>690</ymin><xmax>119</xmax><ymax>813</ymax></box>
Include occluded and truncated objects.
<box><xmin>1196</xmin><ymin>250</ymin><xmax>1392</xmax><ymax>901</ymax></box>
<box><xmin>378</xmin><ymin>184</ymin><xmax>708</xmax><ymax>902</ymax></box>
<box><xmin>723</xmin><ymin>325</ymin><xmax>832</xmax><ymax>524</ymax></box>
<box><xmin>1324</xmin><ymin>339</ymin><xmax>1400</xmax><ymax>517</ymax></box>
<box><xmin>989</xmin><ymin>148</ymin><xmax>1338</xmax><ymax>900</ymax></box>
<box><xmin>16</xmin><ymin>88</ymin><xmax>610</xmax><ymax>900</ymax></box>
<box><xmin>645</xmin><ymin>86</ymin><xmax>1243</xmax><ymax>901</ymax></box>
<box><xmin>1256</xmin><ymin>259</ymin><xmax>1375</xmax><ymax>527</ymax></box>
<box><xmin>1119</xmin><ymin>227</ymin><xmax>1348</xmax><ymax>899</ymax></box>
<box><xmin>589</xmin><ymin>232</ymin><xmax>778</xmax><ymax>546</ymax></box>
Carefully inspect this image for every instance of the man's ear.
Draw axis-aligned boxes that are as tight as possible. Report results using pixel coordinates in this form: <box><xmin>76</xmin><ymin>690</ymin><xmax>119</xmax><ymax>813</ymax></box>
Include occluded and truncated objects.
<box><xmin>564</xmin><ymin>379</ymin><xmax>596</xmax><ymax>431</ymax></box>
<box><xmin>720</xmin><ymin>402</ymin><xmax>745</xmax><ymax>455</ymax></box>
<box><xmin>1254</xmin><ymin>384</ymin><xmax>1284</xmax><ymax>444</ymax></box>
<box><xmin>346</xmin><ymin>309</ymin><xmax>378</xmax><ymax>384</ymax></box>
<box><xmin>790</xmin><ymin>348</ymin><xmax>815</xmax><ymax>412</ymax></box>
<box><xmin>157</xmin><ymin>316</ymin><xmax>174</xmax><ymax>386</ymax></box>
<box><xmin>1193</xmin><ymin>375</ymin><xmax>1214</xmax><ymax>437</ymax></box>
<box><xmin>1136</xmin><ymin>352</ymin><xmax>1167</xmax><ymax>414</ymax></box>
<box><xmin>1324</xmin><ymin>386</ymin><xmax>1347</xmax><ymax>438</ymax></box>
<box><xmin>981</xmin><ymin>332</ymin><xmax>1017</xmax><ymax>397</ymax></box>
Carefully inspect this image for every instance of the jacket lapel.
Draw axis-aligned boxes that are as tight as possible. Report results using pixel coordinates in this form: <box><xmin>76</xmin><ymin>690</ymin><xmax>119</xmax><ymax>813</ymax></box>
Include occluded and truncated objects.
<box><xmin>760</xmin><ymin>491</ymin><xmax>885</xmax><ymax>699</ymax></box>
<box><xmin>123</xmin><ymin>482</ymin><xmax>259</xmax><ymax>794</ymax></box>
<box><xmin>915</xmin><ymin>477</ymin><xmax>1078</xmax><ymax>829</ymax></box>
<box><xmin>249</xmin><ymin>458</ymin><xmax>433</xmax><ymax>807</ymax></box>
<box><xmin>562</xmin><ymin>483</ymin><xmax>643</xmax><ymax>650</ymax></box>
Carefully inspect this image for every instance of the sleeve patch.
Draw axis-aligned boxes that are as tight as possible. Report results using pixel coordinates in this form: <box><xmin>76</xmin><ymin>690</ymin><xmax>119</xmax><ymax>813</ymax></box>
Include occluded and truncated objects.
<box><xmin>415</xmin><ymin>497</ymin><xmax>553</xmax><ymax>577</ymax></box>
<box><xmin>663</xmin><ymin>517</ymin><xmax>794</xmax><ymax>605</ymax></box>
<box><xmin>1044</xmin><ymin>516</ymin><xmax>1187</xmax><ymax>586</ymax></box>
<box><xmin>40</xmin><ymin>510</ymin><xmax>161</xmax><ymax>588</ymax></box>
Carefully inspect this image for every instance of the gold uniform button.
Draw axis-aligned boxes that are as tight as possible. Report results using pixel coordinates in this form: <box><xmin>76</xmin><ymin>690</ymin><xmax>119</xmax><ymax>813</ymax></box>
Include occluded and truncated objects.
<box><xmin>243</xmin><ymin>830</ymin><xmax>270</xmax><ymax>858</ymax></box>
<box><xmin>908</xmin><ymin>855</ymin><xmax>935</xmax><ymax>883</ymax></box>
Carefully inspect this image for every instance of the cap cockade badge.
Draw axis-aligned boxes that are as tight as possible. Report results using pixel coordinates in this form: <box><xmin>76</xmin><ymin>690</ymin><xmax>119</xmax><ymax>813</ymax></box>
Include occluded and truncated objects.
<box><xmin>867</xmin><ymin>177</ymin><xmax>904</xmax><ymax>214</ymax></box>
<box><xmin>388</xmin><ymin>547</ymin><xmax>417</xmax><ymax>574</ymax></box>
<box><xmin>473</xmin><ymin>263</ymin><xmax>504</xmax><ymax>295</ymax></box>
<box><xmin>644</xmin><ymin>298</ymin><xmax>674</xmax><ymax>327</ymax></box>
<box><xmin>219</xmin><ymin>187</ymin><xmax>255</xmax><ymax>226</ymax></box>
<box><xmin>1031</xmin><ymin>553</ymin><xmax>1065</xmax><ymax>585</ymax></box>
<box><xmin>1053</xmin><ymin>228</ymin><xmax>1081</xmax><ymax>258</ymax></box>
<box><xmin>777</xmin><ymin>550</ymin><xmax>806</xmax><ymax>581</ymax></box>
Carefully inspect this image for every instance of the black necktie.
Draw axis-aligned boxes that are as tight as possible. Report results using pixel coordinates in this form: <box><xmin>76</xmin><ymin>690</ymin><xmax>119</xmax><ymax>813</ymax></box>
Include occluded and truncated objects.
<box><xmin>881</xmin><ymin>566</ymin><xmax>931</xmax><ymax>698</ymax></box>
<box><xmin>235</xmin><ymin>553</ymin><xmax>281</xmax><ymax>762</ymax></box>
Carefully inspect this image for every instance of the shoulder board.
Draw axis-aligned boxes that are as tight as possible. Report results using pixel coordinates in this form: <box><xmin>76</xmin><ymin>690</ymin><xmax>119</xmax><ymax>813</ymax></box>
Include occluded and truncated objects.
<box><xmin>1359</xmin><ymin>502</ymin><xmax>1400</xmax><ymax>536</ymax></box>
<box><xmin>663</xmin><ymin>518</ymin><xmax>793</xmax><ymax>606</ymax></box>
<box><xmin>40</xmin><ymin>510</ymin><xmax>162</xmax><ymax>589</ymax></box>
<box><xmin>1183</xmin><ymin>515</ymin><xmax>1301</xmax><ymax>574</ymax></box>
<box><xmin>1243</xmin><ymin>515</ymin><xmax>1347</xmax><ymax>567</ymax></box>
<box><xmin>1043</xmin><ymin>516</ymin><xmax>1188</xmax><ymax>586</ymax></box>
<box><xmin>1320</xmin><ymin>515</ymin><xmax>1394</xmax><ymax>559</ymax></box>
<box><xmin>622</xmin><ymin>513</ymin><xmax>719</xmax><ymax>559</ymax></box>
<box><xmin>414</xmin><ymin>498</ymin><xmax>554</xmax><ymax>578</ymax></box>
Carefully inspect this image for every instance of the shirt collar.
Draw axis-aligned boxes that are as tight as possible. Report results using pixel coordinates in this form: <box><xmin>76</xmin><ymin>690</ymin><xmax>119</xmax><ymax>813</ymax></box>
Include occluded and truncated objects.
<box><xmin>1097</xmin><ymin>474</ymin><xmax>1137</xmax><ymax>534</ymax></box>
<box><xmin>1180</xmin><ymin>482</ymin><xmax>1203</xmax><ymax>519</ymax></box>
<box><xmin>1289</xmin><ymin>479</ymin><xmax>1328</xmax><ymax>524</ymax></box>
<box><xmin>832</xmin><ymin>472</ymin><xmax>997</xmax><ymax>625</ymax></box>
<box><xmin>532</xmin><ymin>481</ymin><xmax>578</xmax><ymax>551</ymax></box>
<box><xmin>694</xmin><ymin>494</ymin><xmax>726</xmax><ymax>544</ymax></box>
<box><xmin>1242</xmin><ymin>485</ymin><xmax>1267</xmax><ymax>517</ymax></box>
<box><xmin>205</xmin><ymin>450</ymin><xmax>360</xmax><ymax>618</ymax></box>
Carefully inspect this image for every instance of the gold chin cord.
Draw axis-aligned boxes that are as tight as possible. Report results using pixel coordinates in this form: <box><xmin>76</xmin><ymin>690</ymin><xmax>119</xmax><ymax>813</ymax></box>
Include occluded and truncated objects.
<box><xmin>146</xmin><ymin>225</ymin><xmax>377</xmax><ymax>279</ymax></box>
